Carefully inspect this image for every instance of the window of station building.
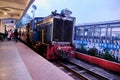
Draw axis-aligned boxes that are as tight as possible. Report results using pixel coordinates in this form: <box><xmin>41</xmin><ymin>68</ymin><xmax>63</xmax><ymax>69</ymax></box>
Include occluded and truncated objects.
<box><xmin>112</xmin><ymin>28</ymin><xmax>120</xmax><ymax>38</ymax></box>
<box><xmin>94</xmin><ymin>26</ymin><xmax>101</xmax><ymax>37</ymax></box>
<box><xmin>89</xmin><ymin>26</ymin><xmax>95</xmax><ymax>36</ymax></box>
<box><xmin>101</xmin><ymin>27</ymin><xmax>106</xmax><ymax>37</ymax></box>
<box><xmin>107</xmin><ymin>28</ymin><xmax>111</xmax><ymax>38</ymax></box>
<box><xmin>76</xmin><ymin>27</ymin><xmax>83</xmax><ymax>36</ymax></box>
<box><xmin>84</xmin><ymin>28</ymin><xmax>88</xmax><ymax>36</ymax></box>
<box><xmin>87</xmin><ymin>27</ymin><xmax>93</xmax><ymax>37</ymax></box>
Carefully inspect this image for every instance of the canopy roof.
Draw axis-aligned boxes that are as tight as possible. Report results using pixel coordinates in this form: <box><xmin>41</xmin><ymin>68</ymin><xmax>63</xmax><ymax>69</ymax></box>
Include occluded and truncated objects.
<box><xmin>0</xmin><ymin>0</ymin><xmax>34</xmax><ymax>19</ymax></box>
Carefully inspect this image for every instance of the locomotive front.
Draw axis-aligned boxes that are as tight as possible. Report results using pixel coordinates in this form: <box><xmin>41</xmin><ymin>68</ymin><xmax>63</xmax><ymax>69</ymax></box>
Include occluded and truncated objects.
<box><xmin>47</xmin><ymin>10</ymin><xmax>75</xmax><ymax>60</ymax></box>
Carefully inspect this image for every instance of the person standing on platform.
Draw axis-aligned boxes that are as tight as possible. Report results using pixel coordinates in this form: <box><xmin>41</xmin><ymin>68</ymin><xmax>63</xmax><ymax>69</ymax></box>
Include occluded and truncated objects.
<box><xmin>14</xmin><ymin>29</ymin><xmax>18</xmax><ymax>42</ymax></box>
<box><xmin>7</xmin><ymin>30</ymin><xmax>12</xmax><ymax>41</ymax></box>
<box><xmin>5</xmin><ymin>30</ymin><xmax>8</xmax><ymax>38</ymax></box>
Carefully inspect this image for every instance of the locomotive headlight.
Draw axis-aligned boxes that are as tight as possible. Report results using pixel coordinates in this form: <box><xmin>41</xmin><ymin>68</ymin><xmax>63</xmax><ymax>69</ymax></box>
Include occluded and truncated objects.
<box><xmin>57</xmin><ymin>46</ymin><xmax>61</xmax><ymax>50</ymax></box>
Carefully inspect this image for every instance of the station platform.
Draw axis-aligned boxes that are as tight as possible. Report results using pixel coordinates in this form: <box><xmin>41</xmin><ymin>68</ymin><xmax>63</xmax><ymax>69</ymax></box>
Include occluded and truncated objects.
<box><xmin>0</xmin><ymin>40</ymin><xmax>74</xmax><ymax>80</ymax></box>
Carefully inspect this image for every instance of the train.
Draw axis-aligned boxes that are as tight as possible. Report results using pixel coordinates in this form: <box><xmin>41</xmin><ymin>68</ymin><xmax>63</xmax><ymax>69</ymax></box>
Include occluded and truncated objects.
<box><xmin>19</xmin><ymin>9</ymin><xmax>76</xmax><ymax>60</ymax></box>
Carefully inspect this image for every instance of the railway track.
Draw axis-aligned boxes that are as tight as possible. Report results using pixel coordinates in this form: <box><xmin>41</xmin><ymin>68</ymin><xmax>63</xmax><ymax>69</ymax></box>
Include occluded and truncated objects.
<box><xmin>52</xmin><ymin>60</ymin><xmax>109</xmax><ymax>80</ymax></box>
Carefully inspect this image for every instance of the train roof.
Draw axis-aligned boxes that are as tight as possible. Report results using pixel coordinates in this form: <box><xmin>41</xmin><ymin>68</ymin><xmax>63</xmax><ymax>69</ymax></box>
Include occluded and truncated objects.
<box><xmin>36</xmin><ymin>14</ymin><xmax>75</xmax><ymax>25</ymax></box>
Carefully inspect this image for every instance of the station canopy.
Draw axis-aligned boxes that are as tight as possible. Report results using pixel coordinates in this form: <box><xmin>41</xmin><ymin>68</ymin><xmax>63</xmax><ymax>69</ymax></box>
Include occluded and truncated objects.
<box><xmin>0</xmin><ymin>0</ymin><xmax>34</xmax><ymax>19</ymax></box>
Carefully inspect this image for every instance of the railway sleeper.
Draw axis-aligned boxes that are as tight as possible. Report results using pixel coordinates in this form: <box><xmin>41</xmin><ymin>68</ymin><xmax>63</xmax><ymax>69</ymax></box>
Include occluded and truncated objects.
<box><xmin>77</xmin><ymin>70</ymin><xmax>86</xmax><ymax>73</ymax></box>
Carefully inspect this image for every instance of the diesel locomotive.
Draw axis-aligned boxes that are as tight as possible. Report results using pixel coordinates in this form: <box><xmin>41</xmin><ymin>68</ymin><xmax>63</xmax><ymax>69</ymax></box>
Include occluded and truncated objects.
<box><xmin>19</xmin><ymin>9</ymin><xmax>76</xmax><ymax>60</ymax></box>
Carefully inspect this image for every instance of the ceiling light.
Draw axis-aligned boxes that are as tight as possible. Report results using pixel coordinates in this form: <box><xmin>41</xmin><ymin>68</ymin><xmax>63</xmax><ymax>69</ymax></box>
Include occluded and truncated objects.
<box><xmin>4</xmin><ymin>12</ymin><xmax>7</xmax><ymax>15</ymax></box>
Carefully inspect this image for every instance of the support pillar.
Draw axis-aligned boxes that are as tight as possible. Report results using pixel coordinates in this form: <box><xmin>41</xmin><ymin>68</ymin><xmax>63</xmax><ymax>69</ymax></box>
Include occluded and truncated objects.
<box><xmin>0</xmin><ymin>19</ymin><xmax>2</xmax><ymax>32</ymax></box>
<box><xmin>105</xmin><ymin>24</ymin><xmax>109</xmax><ymax>43</ymax></box>
<box><xmin>0</xmin><ymin>19</ymin><xmax>4</xmax><ymax>33</ymax></box>
<box><xmin>110</xmin><ymin>27</ymin><xmax>112</xmax><ymax>43</ymax></box>
<box><xmin>92</xmin><ymin>26</ymin><xmax>95</xmax><ymax>42</ymax></box>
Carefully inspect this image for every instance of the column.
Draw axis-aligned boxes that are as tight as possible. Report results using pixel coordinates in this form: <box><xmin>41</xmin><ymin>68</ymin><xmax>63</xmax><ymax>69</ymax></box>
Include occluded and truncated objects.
<box><xmin>105</xmin><ymin>24</ymin><xmax>109</xmax><ymax>43</ymax></box>
<box><xmin>110</xmin><ymin>27</ymin><xmax>112</xmax><ymax>43</ymax></box>
<box><xmin>92</xmin><ymin>26</ymin><xmax>95</xmax><ymax>42</ymax></box>
<box><xmin>0</xmin><ymin>19</ymin><xmax>2</xmax><ymax>32</ymax></box>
